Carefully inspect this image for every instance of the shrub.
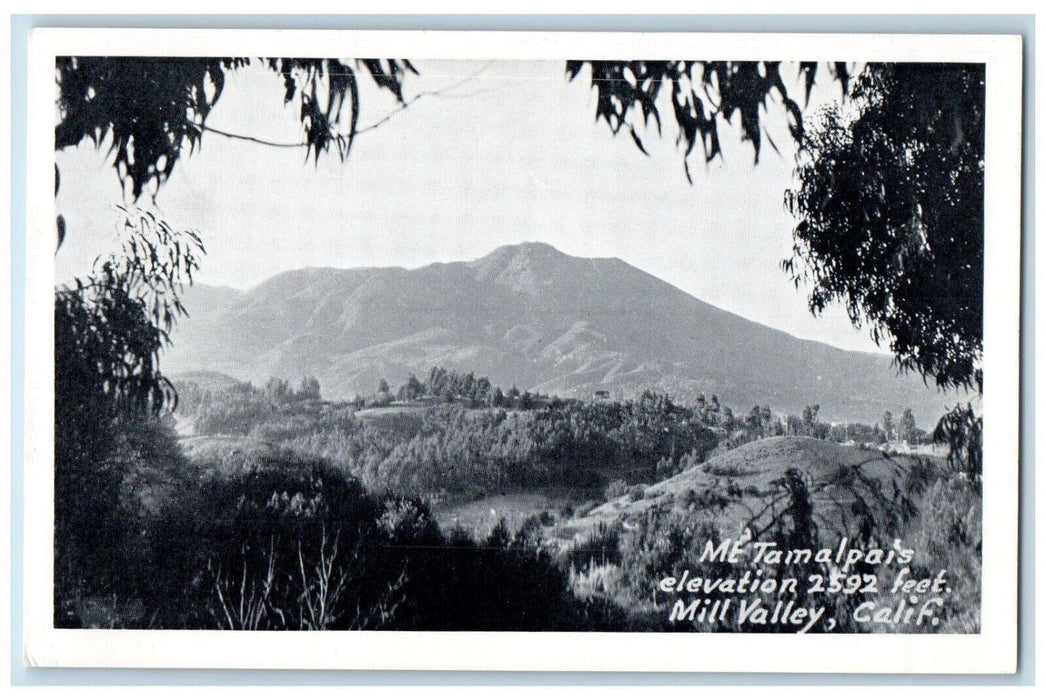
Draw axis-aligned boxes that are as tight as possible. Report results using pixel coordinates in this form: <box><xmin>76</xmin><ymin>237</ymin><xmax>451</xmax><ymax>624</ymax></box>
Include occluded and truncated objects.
<box><xmin>904</xmin><ymin>474</ymin><xmax>982</xmax><ymax>633</ymax></box>
<box><xmin>574</xmin><ymin>500</ymin><xmax>599</xmax><ymax>517</ymax></box>
<box><xmin>627</xmin><ymin>483</ymin><xmax>649</xmax><ymax>501</ymax></box>
<box><xmin>139</xmin><ymin>451</ymin><xmax>616</xmax><ymax>632</ymax></box>
<box><xmin>604</xmin><ymin>479</ymin><xmax>629</xmax><ymax>501</ymax></box>
<box><xmin>144</xmin><ymin>454</ymin><xmax>401</xmax><ymax>629</ymax></box>
<box><xmin>561</xmin><ymin>521</ymin><xmax>622</xmax><ymax>573</ymax></box>
<box><xmin>674</xmin><ymin>488</ymin><xmax>698</xmax><ymax>510</ymax></box>
<box><xmin>54</xmin><ymin>413</ymin><xmax>187</xmax><ymax>627</ymax></box>
<box><xmin>377</xmin><ymin>496</ymin><xmax>442</xmax><ymax>546</ymax></box>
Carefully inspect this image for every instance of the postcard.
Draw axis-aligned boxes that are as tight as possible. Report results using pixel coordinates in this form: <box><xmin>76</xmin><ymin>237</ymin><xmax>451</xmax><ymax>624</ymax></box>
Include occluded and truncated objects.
<box><xmin>22</xmin><ymin>27</ymin><xmax>1023</xmax><ymax>672</ymax></box>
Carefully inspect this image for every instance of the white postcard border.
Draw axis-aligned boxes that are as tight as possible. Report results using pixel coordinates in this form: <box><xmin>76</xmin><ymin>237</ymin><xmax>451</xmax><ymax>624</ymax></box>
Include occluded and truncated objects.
<box><xmin>23</xmin><ymin>28</ymin><xmax>1023</xmax><ymax>673</ymax></box>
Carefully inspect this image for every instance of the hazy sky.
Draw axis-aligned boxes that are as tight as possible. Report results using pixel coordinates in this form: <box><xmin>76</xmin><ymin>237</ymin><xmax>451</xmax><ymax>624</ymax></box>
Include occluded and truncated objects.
<box><xmin>55</xmin><ymin>59</ymin><xmax>886</xmax><ymax>355</ymax></box>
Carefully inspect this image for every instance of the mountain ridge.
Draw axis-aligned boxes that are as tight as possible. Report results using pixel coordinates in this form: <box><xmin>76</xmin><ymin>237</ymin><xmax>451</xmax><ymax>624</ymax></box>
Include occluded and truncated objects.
<box><xmin>164</xmin><ymin>242</ymin><xmax>961</xmax><ymax>424</ymax></box>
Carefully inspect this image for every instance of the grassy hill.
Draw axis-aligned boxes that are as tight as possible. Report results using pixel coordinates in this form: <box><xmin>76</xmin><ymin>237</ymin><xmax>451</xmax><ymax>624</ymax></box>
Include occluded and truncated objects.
<box><xmin>552</xmin><ymin>436</ymin><xmax>941</xmax><ymax>548</ymax></box>
<box><xmin>535</xmin><ymin>435</ymin><xmax>978</xmax><ymax>632</ymax></box>
<box><xmin>169</xmin><ymin>370</ymin><xmax>245</xmax><ymax>391</ymax></box>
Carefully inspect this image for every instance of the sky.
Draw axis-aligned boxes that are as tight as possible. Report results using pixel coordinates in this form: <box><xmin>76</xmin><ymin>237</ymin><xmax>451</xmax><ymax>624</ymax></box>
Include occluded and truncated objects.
<box><xmin>55</xmin><ymin>59</ymin><xmax>887</xmax><ymax>355</ymax></box>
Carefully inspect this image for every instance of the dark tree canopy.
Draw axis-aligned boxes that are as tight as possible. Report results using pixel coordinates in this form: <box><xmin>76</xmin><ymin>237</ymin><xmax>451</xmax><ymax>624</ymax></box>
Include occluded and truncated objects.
<box><xmin>783</xmin><ymin>63</ymin><xmax>985</xmax><ymax>393</ymax></box>
<box><xmin>567</xmin><ymin>60</ymin><xmax>851</xmax><ymax>180</ymax></box>
<box><xmin>55</xmin><ymin>207</ymin><xmax>204</xmax><ymax>418</ymax></box>
<box><xmin>56</xmin><ymin>59</ymin><xmax>847</xmax><ymax>215</ymax></box>
<box><xmin>54</xmin><ymin>56</ymin><xmax>417</xmax><ymax>244</ymax></box>
<box><xmin>54</xmin><ymin>207</ymin><xmax>203</xmax><ymax>602</ymax></box>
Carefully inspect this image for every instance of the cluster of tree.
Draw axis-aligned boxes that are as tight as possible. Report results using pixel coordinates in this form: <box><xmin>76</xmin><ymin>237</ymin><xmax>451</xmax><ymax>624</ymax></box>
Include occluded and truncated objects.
<box><xmin>178</xmin><ymin>368</ymin><xmax>934</xmax><ymax>498</ymax></box>
<box><xmin>60</xmin><ymin>441</ymin><xmax>622</xmax><ymax>630</ymax></box>
<box><xmin>379</xmin><ymin>366</ymin><xmax>553</xmax><ymax>410</ymax></box>
<box><xmin>879</xmin><ymin>409</ymin><xmax>923</xmax><ymax>445</ymax></box>
<box><xmin>695</xmin><ymin>397</ymin><xmax>874</xmax><ymax>445</ymax></box>
<box><xmin>173</xmin><ymin>375</ymin><xmax>325</xmax><ymax>435</ymax></box>
<box><xmin>738</xmin><ymin>403</ymin><xmax>925</xmax><ymax>447</ymax></box>
<box><xmin>695</xmin><ymin>397</ymin><xmax>822</xmax><ymax>443</ymax></box>
<box><xmin>692</xmin><ymin>393</ymin><xmax>738</xmax><ymax>431</ymax></box>
<box><xmin>283</xmin><ymin>392</ymin><xmax>720</xmax><ymax>497</ymax></box>
<box><xmin>806</xmin><ymin>409</ymin><xmax>926</xmax><ymax>448</ymax></box>
<box><xmin>177</xmin><ymin>385</ymin><xmax>719</xmax><ymax>497</ymax></box>
<box><xmin>263</xmin><ymin>375</ymin><xmax>322</xmax><ymax>402</ymax></box>
<box><xmin>824</xmin><ymin>422</ymin><xmax>885</xmax><ymax>445</ymax></box>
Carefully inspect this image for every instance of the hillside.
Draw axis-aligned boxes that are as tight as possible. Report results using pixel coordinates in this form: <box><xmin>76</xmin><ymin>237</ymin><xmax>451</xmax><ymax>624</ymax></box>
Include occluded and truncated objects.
<box><xmin>168</xmin><ymin>370</ymin><xmax>244</xmax><ymax>391</ymax></box>
<box><xmin>554</xmin><ymin>436</ymin><xmax>941</xmax><ymax>549</ymax></box>
<box><xmin>164</xmin><ymin>242</ymin><xmax>960</xmax><ymax>424</ymax></box>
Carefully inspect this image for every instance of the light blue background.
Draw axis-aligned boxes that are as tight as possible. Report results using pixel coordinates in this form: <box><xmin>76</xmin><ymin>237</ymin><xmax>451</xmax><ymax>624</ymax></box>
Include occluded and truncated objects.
<box><xmin>9</xmin><ymin>13</ymin><xmax>1036</xmax><ymax>686</ymax></box>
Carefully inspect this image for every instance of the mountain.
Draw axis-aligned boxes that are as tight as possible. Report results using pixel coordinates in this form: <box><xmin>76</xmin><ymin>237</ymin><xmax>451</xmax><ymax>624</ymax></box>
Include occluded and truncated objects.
<box><xmin>164</xmin><ymin>242</ymin><xmax>960</xmax><ymax>425</ymax></box>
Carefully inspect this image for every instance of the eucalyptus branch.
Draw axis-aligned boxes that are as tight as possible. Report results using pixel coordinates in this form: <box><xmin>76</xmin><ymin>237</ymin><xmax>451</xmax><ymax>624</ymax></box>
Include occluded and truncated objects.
<box><xmin>199</xmin><ymin>61</ymin><xmax>494</xmax><ymax>149</ymax></box>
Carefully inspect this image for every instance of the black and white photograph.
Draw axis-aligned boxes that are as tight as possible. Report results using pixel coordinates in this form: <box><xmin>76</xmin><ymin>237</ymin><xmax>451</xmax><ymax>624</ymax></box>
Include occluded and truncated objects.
<box><xmin>22</xmin><ymin>28</ymin><xmax>1022</xmax><ymax>672</ymax></box>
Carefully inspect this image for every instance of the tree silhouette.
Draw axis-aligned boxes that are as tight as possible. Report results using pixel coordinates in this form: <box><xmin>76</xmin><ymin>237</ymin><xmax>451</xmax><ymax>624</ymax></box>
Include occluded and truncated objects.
<box><xmin>783</xmin><ymin>63</ymin><xmax>984</xmax><ymax>394</ymax></box>
<box><xmin>567</xmin><ymin>60</ymin><xmax>852</xmax><ymax>180</ymax></box>
<box><xmin>56</xmin><ymin>58</ymin><xmax>856</xmax><ymax>245</ymax></box>
<box><xmin>54</xmin><ymin>207</ymin><xmax>202</xmax><ymax>612</ymax></box>
<box><xmin>54</xmin><ymin>56</ymin><xmax>417</xmax><ymax>246</ymax></box>
<box><xmin>899</xmin><ymin>408</ymin><xmax>917</xmax><ymax>444</ymax></box>
<box><xmin>882</xmin><ymin>410</ymin><xmax>894</xmax><ymax>442</ymax></box>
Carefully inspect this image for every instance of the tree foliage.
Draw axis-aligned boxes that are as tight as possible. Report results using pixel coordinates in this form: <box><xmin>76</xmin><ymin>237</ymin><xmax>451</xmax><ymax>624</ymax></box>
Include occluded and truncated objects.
<box><xmin>56</xmin><ymin>57</ymin><xmax>853</xmax><ymax>242</ymax></box>
<box><xmin>54</xmin><ymin>206</ymin><xmax>202</xmax><ymax>609</ymax></box>
<box><xmin>932</xmin><ymin>403</ymin><xmax>982</xmax><ymax>483</ymax></box>
<box><xmin>55</xmin><ymin>56</ymin><xmax>417</xmax><ymax>244</ymax></box>
<box><xmin>899</xmin><ymin>408</ymin><xmax>918</xmax><ymax>444</ymax></box>
<box><xmin>567</xmin><ymin>61</ymin><xmax>851</xmax><ymax>180</ymax></box>
<box><xmin>783</xmin><ymin>63</ymin><xmax>985</xmax><ymax>393</ymax></box>
<box><xmin>55</xmin><ymin>206</ymin><xmax>204</xmax><ymax>418</ymax></box>
<box><xmin>67</xmin><ymin>445</ymin><xmax>615</xmax><ymax>630</ymax></box>
<box><xmin>173</xmin><ymin>375</ymin><xmax>724</xmax><ymax>496</ymax></box>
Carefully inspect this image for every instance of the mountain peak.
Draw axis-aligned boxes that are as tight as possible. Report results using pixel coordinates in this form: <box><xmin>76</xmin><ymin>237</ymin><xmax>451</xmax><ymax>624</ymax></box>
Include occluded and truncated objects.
<box><xmin>477</xmin><ymin>241</ymin><xmax>569</xmax><ymax>263</ymax></box>
<box><xmin>167</xmin><ymin>243</ymin><xmax>950</xmax><ymax>424</ymax></box>
<box><xmin>469</xmin><ymin>241</ymin><xmax>582</xmax><ymax>289</ymax></box>
<box><xmin>508</xmin><ymin>241</ymin><xmax>559</xmax><ymax>251</ymax></box>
